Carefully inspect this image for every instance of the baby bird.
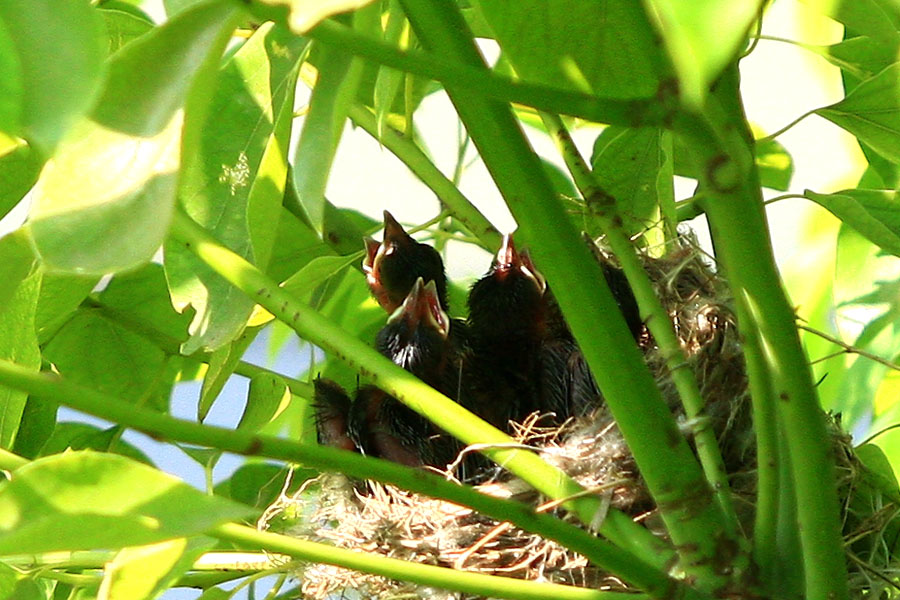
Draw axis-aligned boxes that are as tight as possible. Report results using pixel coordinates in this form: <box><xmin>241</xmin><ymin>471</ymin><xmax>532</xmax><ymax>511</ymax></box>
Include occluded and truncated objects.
<box><xmin>363</xmin><ymin>211</ymin><xmax>448</xmax><ymax>313</ymax></box>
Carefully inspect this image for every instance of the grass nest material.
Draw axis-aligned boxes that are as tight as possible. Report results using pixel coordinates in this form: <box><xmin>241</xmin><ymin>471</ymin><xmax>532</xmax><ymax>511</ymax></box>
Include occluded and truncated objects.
<box><xmin>261</xmin><ymin>237</ymin><xmax>900</xmax><ymax>599</ymax></box>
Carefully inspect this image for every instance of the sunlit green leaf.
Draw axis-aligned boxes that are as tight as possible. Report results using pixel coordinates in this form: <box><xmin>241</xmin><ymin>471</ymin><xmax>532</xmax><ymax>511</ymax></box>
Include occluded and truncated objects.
<box><xmin>29</xmin><ymin>1</ymin><xmax>240</xmax><ymax>275</ymax></box>
<box><xmin>166</xmin><ymin>22</ymin><xmax>303</xmax><ymax>353</ymax></box>
<box><xmin>292</xmin><ymin>8</ymin><xmax>376</xmax><ymax>234</ymax></box>
<box><xmin>0</xmin><ymin>0</ymin><xmax>105</xmax><ymax>152</ymax></box>
<box><xmin>804</xmin><ymin>189</ymin><xmax>900</xmax><ymax>257</ymax></box>
<box><xmin>0</xmin><ymin>451</ymin><xmax>253</xmax><ymax>554</ymax></box>
<box><xmin>800</xmin><ymin>0</ymin><xmax>900</xmax><ymax>40</ymax></box>
<box><xmin>642</xmin><ymin>0</ymin><xmax>762</xmax><ymax>107</ymax></box>
<box><xmin>282</xmin><ymin>254</ymin><xmax>362</xmax><ymax>303</ymax></box>
<box><xmin>816</xmin><ymin>63</ymin><xmax>900</xmax><ymax>165</ymax></box>
<box><xmin>374</xmin><ymin>0</ymin><xmax>408</xmax><ymax>135</ymax></box>
<box><xmin>472</xmin><ymin>0</ymin><xmax>665</xmax><ymax>97</ymax></box>
<box><xmin>0</xmin><ymin>139</ymin><xmax>41</xmax><ymax>222</ymax></box>
<box><xmin>239</xmin><ymin>373</ymin><xmax>290</xmax><ymax>433</ymax></box>
<box><xmin>99</xmin><ymin>537</ymin><xmax>216</xmax><ymax>600</ymax></box>
<box><xmin>0</xmin><ymin>245</ymin><xmax>40</xmax><ymax>450</ymax></box>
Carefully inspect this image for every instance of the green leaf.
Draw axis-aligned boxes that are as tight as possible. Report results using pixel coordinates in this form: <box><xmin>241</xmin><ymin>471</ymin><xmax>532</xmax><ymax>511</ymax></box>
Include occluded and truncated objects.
<box><xmin>824</xmin><ymin>35</ymin><xmax>900</xmax><ymax>83</ymax></box>
<box><xmin>10</xmin><ymin>397</ymin><xmax>57</xmax><ymax>460</ymax></box>
<box><xmin>29</xmin><ymin>1</ymin><xmax>240</xmax><ymax>275</ymax></box>
<box><xmin>214</xmin><ymin>463</ymin><xmax>312</xmax><ymax>509</ymax></box>
<box><xmin>0</xmin><ymin>563</ymin><xmax>15</xmax><ymax>599</ymax></box>
<box><xmin>675</xmin><ymin>126</ymin><xmax>794</xmax><ymax>191</ymax></box>
<box><xmin>800</xmin><ymin>0</ymin><xmax>900</xmax><ymax>40</ymax></box>
<box><xmin>0</xmin><ymin>19</ymin><xmax>21</xmax><ymax>139</ymax></box>
<box><xmin>0</xmin><ymin>0</ymin><xmax>105</xmax><ymax>152</ymax></box>
<box><xmin>0</xmin><ymin>139</ymin><xmax>42</xmax><ymax>222</ymax></box>
<box><xmin>281</xmin><ymin>254</ymin><xmax>362</xmax><ymax>303</ymax></box>
<box><xmin>291</xmin><ymin>44</ymin><xmax>360</xmax><ymax>233</ymax></box>
<box><xmin>589</xmin><ymin>126</ymin><xmax>670</xmax><ymax>240</ymax></box>
<box><xmin>165</xmin><ymin>23</ymin><xmax>304</xmax><ymax>353</ymax></box>
<box><xmin>833</xmin><ymin>311</ymin><xmax>900</xmax><ymax>427</ymax></box>
<box><xmin>265</xmin><ymin>207</ymin><xmax>335</xmax><ymax>283</ymax></box>
<box><xmin>99</xmin><ymin>537</ymin><xmax>217</xmax><ymax>600</ymax></box>
<box><xmin>197</xmin><ymin>587</ymin><xmax>231</xmax><ymax>600</ymax></box>
<box><xmin>0</xmin><ymin>451</ymin><xmax>253</xmax><ymax>554</ymax></box>
<box><xmin>239</xmin><ymin>373</ymin><xmax>290</xmax><ymax>432</ymax></box>
<box><xmin>0</xmin><ymin>229</ymin><xmax>39</xmax><ymax>311</ymax></box>
<box><xmin>472</xmin><ymin>0</ymin><xmax>665</xmax><ymax>97</ymax></box>
<box><xmin>99</xmin><ymin>263</ymin><xmax>192</xmax><ymax>347</ymax></box>
<box><xmin>39</xmin><ymin>423</ymin><xmax>153</xmax><ymax>466</ymax></box>
<box><xmin>35</xmin><ymin>272</ymin><xmax>99</xmax><ymax>344</ymax></box>
<box><xmin>641</xmin><ymin>0</ymin><xmax>762</xmax><ymax>107</ymax></box>
<box><xmin>0</xmin><ymin>258</ymin><xmax>41</xmax><ymax>450</ymax></box>
<box><xmin>804</xmin><ymin>189</ymin><xmax>900</xmax><ymax>257</ymax></box>
<box><xmin>254</xmin><ymin>0</ymin><xmax>378</xmax><ymax>32</ymax></box>
<box><xmin>816</xmin><ymin>63</ymin><xmax>900</xmax><ymax>165</ymax></box>
<box><xmin>857</xmin><ymin>443</ymin><xmax>900</xmax><ymax>499</ymax></box>
<box><xmin>373</xmin><ymin>0</ymin><xmax>409</xmax><ymax>135</ymax></box>
<box><xmin>198</xmin><ymin>328</ymin><xmax>260</xmax><ymax>421</ymax></box>
<box><xmin>43</xmin><ymin>310</ymin><xmax>172</xmax><ymax>413</ymax></box>
<box><xmin>101</xmin><ymin>8</ymin><xmax>155</xmax><ymax>55</ymax></box>
<box><xmin>753</xmin><ymin>135</ymin><xmax>794</xmax><ymax>191</ymax></box>
<box><xmin>315</xmin><ymin>269</ymin><xmax>385</xmax><ymax>390</ymax></box>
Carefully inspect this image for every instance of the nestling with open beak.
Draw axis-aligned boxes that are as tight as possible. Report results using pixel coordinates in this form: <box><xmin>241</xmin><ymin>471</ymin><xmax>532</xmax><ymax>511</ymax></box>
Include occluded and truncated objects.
<box><xmin>363</xmin><ymin>211</ymin><xmax>449</xmax><ymax>314</ymax></box>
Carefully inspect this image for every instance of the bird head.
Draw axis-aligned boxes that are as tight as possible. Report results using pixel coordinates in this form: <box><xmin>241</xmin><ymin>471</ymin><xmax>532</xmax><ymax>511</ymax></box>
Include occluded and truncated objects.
<box><xmin>362</xmin><ymin>211</ymin><xmax>448</xmax><ymax>313</ymax></box>
<box><xmin>387</xmin><ymin>277</ymin><xmax>450</xmax><ymax>340</ymax></box>
<box><xmin>491</xmin><ymin>234</ymin><xmax>546</xmax><ymax>294</ymax></box>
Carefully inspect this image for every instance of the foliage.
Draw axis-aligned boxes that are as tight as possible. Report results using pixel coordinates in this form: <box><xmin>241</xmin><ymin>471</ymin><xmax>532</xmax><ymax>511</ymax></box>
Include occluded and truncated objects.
<box><xmin>0</xmin><ymin>0</ymin><xmax>899</xmax><ymax>598</ymax></box>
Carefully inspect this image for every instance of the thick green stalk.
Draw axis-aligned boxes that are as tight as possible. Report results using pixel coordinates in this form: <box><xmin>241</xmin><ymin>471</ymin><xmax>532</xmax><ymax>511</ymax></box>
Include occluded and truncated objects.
<box><xmin>301</xmin><ymin>19</ymin><xmax>670</xmax><ymax>127</ymax></box>
<box><xmin>347</xmin><ymin>104</ymin><xmax>501</xmax><ymax>248</ymax></box>
<box><xmin>540</xmin><ymin>113</ymin><xmax>740</xmax><ymax>537</ymax></box>
<box><xmin>396</xmin><ymin>0</ymin><xmax>732</xmax><ymax>590</ymax></box>
<box><xmin>680</xmin><ymin>68</ymin><xmax>848</xmax><ymax>598</ymax></box>
<box><xmin>0</xmin><ymin>451</ymin><xmax>646</xmax><ymax>600</ymax></box>
<box><xmin>0</xmin><ymin>358</ymin><xmax>699</xmax><ymax>599</ymax></box>
<box><xmin>215</xmin><ymin>523</ymin><xmax>642</xmax><ymax>600</ymax></box>
<box><xmin>167</xmin><ymin>211</ymin><xmax>684</xmax><ymax>572</ymax></box>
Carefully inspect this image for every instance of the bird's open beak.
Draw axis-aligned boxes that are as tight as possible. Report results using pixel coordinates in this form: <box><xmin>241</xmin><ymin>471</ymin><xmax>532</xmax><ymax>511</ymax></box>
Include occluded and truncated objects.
<box><xmin>388</xmin><ymin>277</ymin><xmax>450</xmax><ymax>339</ymax></box>
<box><xmin>362</xmin><ymin>237</ymin><xmax>380</xmax><ymax>274</ymax></box>
<box><xmin>493</xmin><ymin>234</ymin><xmax>547</xmax><ymax>294</ymax></box>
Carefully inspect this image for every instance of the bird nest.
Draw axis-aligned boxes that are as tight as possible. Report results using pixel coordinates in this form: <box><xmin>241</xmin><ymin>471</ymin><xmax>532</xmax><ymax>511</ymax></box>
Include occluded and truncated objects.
<box><xmin>261</xmin><ymin>238</ymin><xmax>900</xmax><ymax>599</ymax></box>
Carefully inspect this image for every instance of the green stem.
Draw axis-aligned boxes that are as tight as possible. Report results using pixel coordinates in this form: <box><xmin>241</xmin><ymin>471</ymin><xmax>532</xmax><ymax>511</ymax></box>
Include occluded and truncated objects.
<box><xmin>347</xmin><ymin>104</ymin><xmax>501</xmax><ymax>248</ymax></box>
<box><xmin>0</xmin><ymin>360</ymin><xmax>688</xmax><ymax>597</ymax></box>
<box><xmin>214</xmin><ymin>523</ymin><xmax>646</xmax><ymax>600</ymax></box>
<box><xmin>397</xmin><ymin>0</ymin><xmax>731</xmax><ymax>589</ymax></box>
<box><xmin>0</xmin><ymin>454</ymin><xmax>650</xmax><ymax>600</ymax></box>
<box><xmin>754</xmin><ymin>109</ymin><xmax>816</xmax><ymax>144</ymax></box>
<box><xmin>735</xmin><ymin>311</ymin><xmax>782</xmax><ymax>588</ymax></box>
<box><xmin>302</xmin><ymin>18</ymin><xmax>670</xmax><ymax>127</ymax></box>
<box><xmin>541</xmin><ymin>112</ymin><xmax>741</xmax><ymax>538</ymax></box>
<box><xmin>168</xmin><ymin>211</ymin><xmax>683</xmax><ymax>573</ymax></box>
<box><xmin>682</xmin><ymin>68</ymin><xmax>849</xmax><ymax>599</ymax></box>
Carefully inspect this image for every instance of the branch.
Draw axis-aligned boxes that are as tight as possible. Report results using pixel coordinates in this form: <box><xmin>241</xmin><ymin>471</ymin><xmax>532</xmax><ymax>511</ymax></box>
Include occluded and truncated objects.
<box><xmin>0</xmin><ymin>359</ymin><xmax>692</xmax><ymax>598</ymax></box>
